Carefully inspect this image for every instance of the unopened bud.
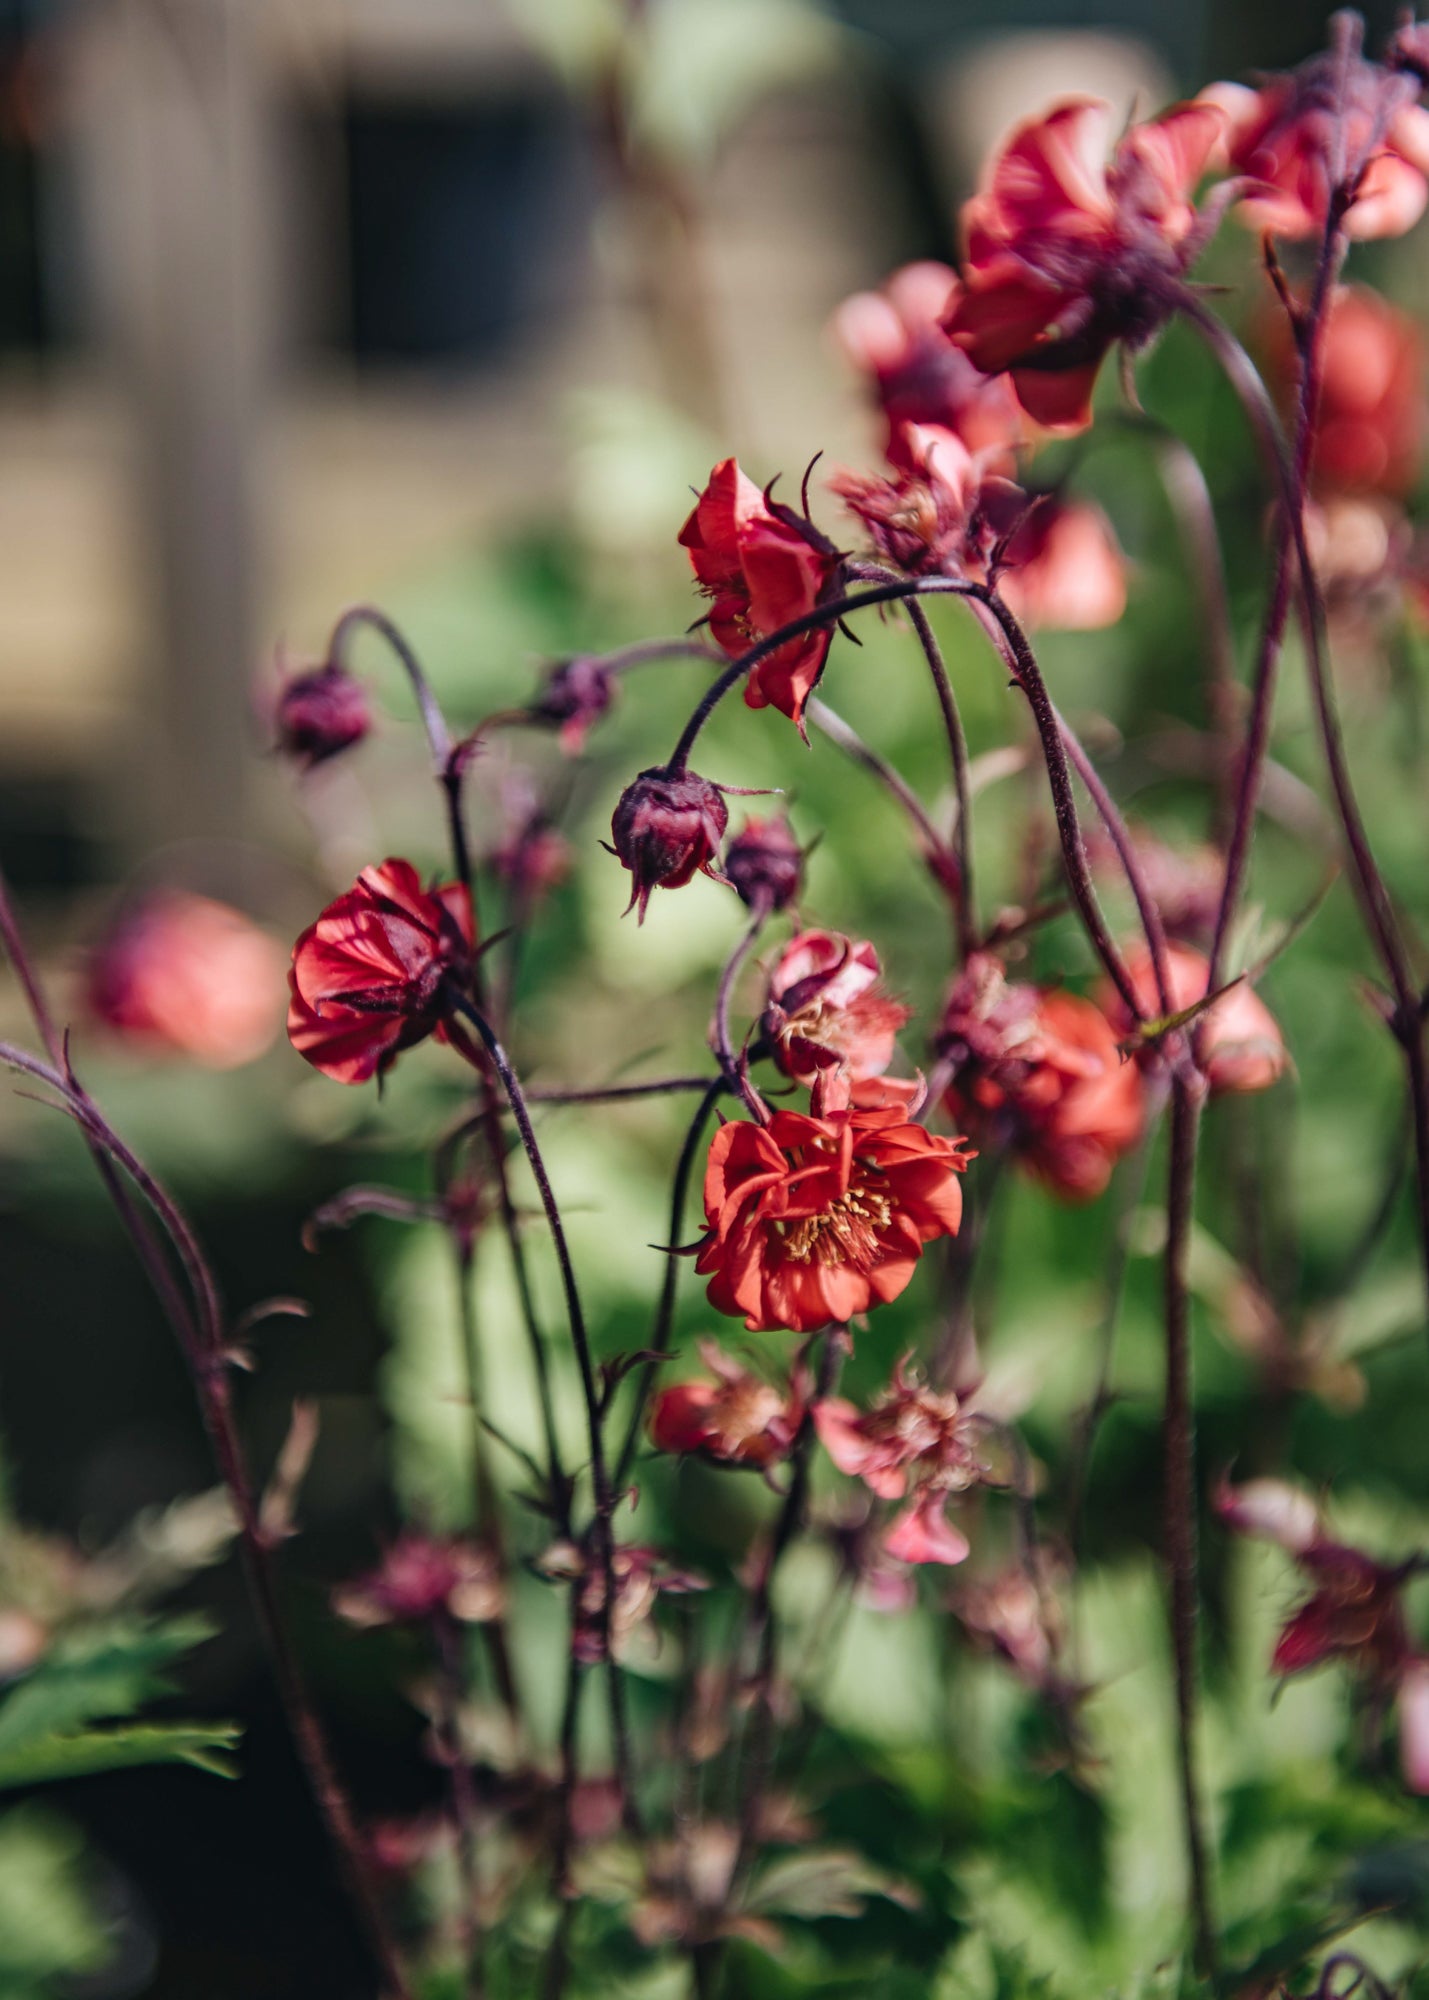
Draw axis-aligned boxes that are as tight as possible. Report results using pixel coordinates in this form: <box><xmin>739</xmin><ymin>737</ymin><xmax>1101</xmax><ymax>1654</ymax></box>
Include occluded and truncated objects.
<box><xmin>531</xmin><ymin>656</ymin><xmax>617</xmax><ymax>755</ymax></box>
<box><xmin>274</xmin><ymin>662</ymin><xmax>371</xmax><ymax>769</ymax></box>
<box><xmin>724</xmin><ymin>815</ymin><xmax>803</xmax><ymax>913</ymax></box>
<box><xmin>609</xmin><ymin>765</ymin><xmax>728</xmax><ymax>922</ymax></box>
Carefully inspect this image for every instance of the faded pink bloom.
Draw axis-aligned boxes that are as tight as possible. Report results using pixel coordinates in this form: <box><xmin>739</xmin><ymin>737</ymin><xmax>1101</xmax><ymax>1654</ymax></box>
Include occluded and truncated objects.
<box><xmin>1103</xmin><ymin>944</ymin><xmax>1288</xmax><ymax>1096</ymax></box>
<box><xmin>1213</xmin><ymin>1476</ymin><xmax>1321</xmax><ymax>1553</ymax></box>
<box><xmin>830</xmin><ymin>422</ymin><xmax>980</xmax><ymax>578</ymax></box>
<box><xmin>995</xmin><ymin>496</ymin><xmax>1127</xmax><ymax>630</ymax></box>
<box><xmin>89</xmin><ymin>889</ymin><xmax>284</xmax><ymax>1070</ymax></box>
<box><xmin>1398</xmin><ymin>1660</ymin><xmax>1429</xmax><ymax>1794</ymax></box>
<box><xmin>945</xmin><ymin>97</ymin><xmax>1227</xmax><ymax>430</ymax></box>
<box><xmin>764</xmin><ymin>930</ymin><xmax>912</xmax><ymax>1089</ymax></box>
<box><xmin>333</xmin><ymin>1533</ymin><xmax>505</xmax><ymax>1628</ymax></box>
<box><xmin>815</xmin><ymin>1358</ymin><xmax>987</xmax><ymax>1566</ymax></box>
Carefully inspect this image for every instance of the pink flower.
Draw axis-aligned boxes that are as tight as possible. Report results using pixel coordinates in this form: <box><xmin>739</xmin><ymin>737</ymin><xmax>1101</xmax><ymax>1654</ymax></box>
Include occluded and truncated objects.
<box><xmin>648</xmin><ymin>1342</ymin><xmax>805</xmax><ymax>1469</ymax></box>
<box><xmin>830</xmin><ymin>422</ymin><xmax>980</xmax><ymax>578</ymax></box>
<box><xmin>89</xmin><ymin>890</ymin><xmax>283</xmax><ymax>1070</ymax></box>
<box><xmin>764</xmin><ymin>930</ymin><xmax>912</xmax><ymax>1089</ymax></box>
<box><xmin>333</xmin><ymin>1533</ymin><xmax>505</xmax><ymax>1628</ymax></box>
<box><xmin>1202</xmin><ymin>47</ymin><xmax>1429</xmax><ymax>242</ymax></box>
<box><xmin>1264</xmin><ymin>283</ymin><xmax>1427</xmax><ymax>498</ymax></box>
<box><xmin>1101</xmin><ymin>943</ymin><xmax>1288</xmax><ymax>1097</ymax></box>
<box><xmin>679</xmin><ymin>459</ymin><xmax>845</xmax><ymax>729</ymax></box>
<box><xmin>994</xmin><ymin>496</ymin><xmax>1127</xmax><ymax>630</ymax></box>
<box><xmin>815</xmin><ymin>1358</ymin><xmax>986</xmax><ymax>1566</ymax></box>
<box><xmin>608</xmin><ymin>766</ymin><xmax>728</xmax><ymax>921</ymax></box>
<box><xmin>945</xmin><ymin>97</ymin><xmax>1227</xmax><ymax>431</ymax></box>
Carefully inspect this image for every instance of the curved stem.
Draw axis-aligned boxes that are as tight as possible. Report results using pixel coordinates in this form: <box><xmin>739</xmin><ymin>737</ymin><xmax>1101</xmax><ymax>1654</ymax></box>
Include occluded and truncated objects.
<box><xmin>906</xmin><ymin>596</ymin><xmax>978</xmax><ymax>956</ymax></box>
<box><xmin>527</xmin><ymin>1075</ymin><xmax>722</xmax><ymax>1106</ymax></box>
<box><xmin>805</xmin><ymin>696</ymin><xmax>958</xmax><ymax>885</ymax></box>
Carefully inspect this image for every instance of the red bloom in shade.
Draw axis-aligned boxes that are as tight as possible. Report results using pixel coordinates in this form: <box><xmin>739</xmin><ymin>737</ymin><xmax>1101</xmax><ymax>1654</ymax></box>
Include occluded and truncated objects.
<box><xmin>815</xmin><ymin>1358</ymin><xmax>986</xmax><ymax>1565</ymax></box>
<box><xmin>937</xmin><ymin>953</ymin><xmax>1143</xmax><ymax>1202</ymax></box>
<box><xmin>1102</xmin><ymin>943</ymin><xmax>1288</xmax><ymax>1097</ymax></box>
<box><xmin>696</xmin><ymin>1100</ymin><xmax>969</xmax><ymax>1333</ymax></box>
<box><xmin>287</xmin><ymin>859</ymin><xmax>475</xmax><ymax>1085</ymax></box>
<box><xmin>1202</xmin><ymin>47</ymin><xmax>1429</xmax><ymax>243</ymax></box>
<box><xmin>272</xmin><ymin>660</ymin><xmax>371</xmax><ymax>769</ymax></box>
<box><xmin>537</xmin><ymin>1542</ymin><xmax>705</xmax><ymax>1665</ymax></box>
<box><xmin>609</xmin><ymin>766</ymin><xmax>728</xmax><ymax>921</ymax></box>
<box><xmin>831</xmin><ymin>262</ymin><xmax>1024</xmax><ymax>461</ymax></box>
<box><xmin>89</xmin><ymin>890</ymin><xmax>284</xmax><ymax>1070</ymax></box>
<box><xmin>994</xmin><ymin>495</ymin><xmax>1127</xmax><ymax>631</ymax></box>
<box><xmin>945</xmin><ymin>97</ymin><xmax>1226</xmax><ymax>432</ymax></box>
<box><xmin>1264</xmin><ymin>284</ymin><xmax>1427</xmax><ymax>499</ymax></box>
<box><xmin>763</xmin><ymin>930</ymin><xmax>912</xmax><ymax>1090</ymax></box>
<box><xmin>332</xmin><ymin>1533</ymin><xmax>505</xmax><ymax>1628</ymax></box>
<box><xmin>679</xmin><ymin>459</ymin><xmax>844</xmax><ymax>729</ymax></box>
<box><xmin>649</xmin><ymin>1341</ymin><xmax>805</xmax><ymax>1469</ymax></box>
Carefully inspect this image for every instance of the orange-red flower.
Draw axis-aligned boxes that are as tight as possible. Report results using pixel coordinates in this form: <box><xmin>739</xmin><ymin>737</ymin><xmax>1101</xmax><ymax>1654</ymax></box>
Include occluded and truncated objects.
<box><xmin>287</xmin><ymin>859</ymin><xmax>474</xmax><ymax>1085</ymax></box>
<box><xmin>697</xmin><ymin>1100</ymin><xmax>969</xmax><ymax>1333</ymax></box>
<box><xmin>937</xmin><ymin>953</ymin><xmax>1142</xmax><ymax>1201</ymax></box>
<box><xmin>89</xmin><ymin>890</ymin><xmax>283</xmax><ymax>1070</ymax></box>
<box><xmin>1102</xmin><ymin>943</ymin><xmax>1288</xmax><ymax>1097</ymax></box>
<box><xmin>649</xmin><ymin>1342</ymin><xmax>805</xmax><ymax>1469</ymax></box>
<box><xmin>945</xmin><ymin>97</ymin><xmax>1226</xmax><ymax>431</ymax></box>
<box><xmin>763</xmin><ymin>930</ymin><xmax>912</xmax><ymax>1091</ymax></box>
<box><xmin>1265</xmin><ymin>283</ymin><xmax>1427</xmax><ymax>498</ymax></box>
<box><xmin>815</xmin><ymin>1357</ymin><xmax>985</xmax><ymax>1565</ymax></box>
<box><xmin>679</xmin><ymin>458</ymin><xmax>844</xmax><ymax>729</ymax></box>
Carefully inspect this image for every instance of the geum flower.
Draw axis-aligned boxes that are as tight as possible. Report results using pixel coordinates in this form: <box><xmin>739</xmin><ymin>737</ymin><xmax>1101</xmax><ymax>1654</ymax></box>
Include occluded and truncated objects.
<box><xmin>763</xmin><ymin>929</ymin><xmax>912</xmax><ymax>1090</ymax></box>
<box><xmin>608</xmin><ymin>766</ymin><xmax>729</xmax><ymax>922</ymax></box>
<box><xmin>680</xmin><ymin>458</ymin><xmax>845</xmax><ymax>731</ymax></box>
<box><xmin>272</xmin><ymin>658</ymin><xmax>371</xmax><ymax>769</ymax></box>
<box><xmin>937</xmin><ymin>952</ymin><xmax>1142</xmax><ymax>1201</ymax></box>
<box><xmin>537</xmin><ymin>1541</ymin><xmax>705</xmax><ymax>1666</ymax></box>
<box><xmin>649</xmin><ymin>1341</ymin><xmax>805</xmax><ymax>1471</ymax></box>
<box><xmin>1217</xmin><ymin>1478</ymin><xmax>1429</xmax><ymax>1792</ymax></box>
<box><xmin>815</xmin><ymin>1358</ymin><xmax>989</xmax><ymax>1565</ymax></box>
<box><xmin>1263</xmin><ymin>283</ymin><xmax>1427</xmax><ymax>499</ymax></box>
<box><xmin>1101</xmin><ymin>943</ymin><xmax>1288</xmax><ymax>1096</ymax></box>
<box><xmin>944</xmin><ymin>96</ymin><xmax>1228</xmax><ymax>430</ymax></box>
<box><xmin>333</xmin><ymin>1532</ymin><xmax>505</xmax><ymax>1628</ymax></box>
<box><xmin>696</xmin><ymin>1098</ymin><xmax>970</xmax><ymax>1333</ymax></box>
<box><xmin>287</xmin><ymin>858</ymin><xmax>475</xmax><ymax>1084</ymax></box>
<box><xmin>89</xmin><ymin>889</ymin><xmax>283</xmax><ymax>1070</ymax></box>
<box><xmin>1201</xmin><ymin>37</ymin><xmax>1429</xmax><ymax>242</ymax></box>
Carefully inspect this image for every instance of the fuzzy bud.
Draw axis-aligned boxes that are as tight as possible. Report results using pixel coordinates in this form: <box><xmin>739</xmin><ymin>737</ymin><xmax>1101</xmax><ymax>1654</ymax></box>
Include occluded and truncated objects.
<box><xmin>609</xmin><ymin>766</ymin><xmax>727</xmax><ymax>922</ymax></box>
<box><xmin>531</xmin><ymin>656</ymin><xmax>618</xmax><ymax>755</ymax></box>
<box><xmin>274</xmin><ymin>662</ymin><xmax>371</xmax><ymax>769</ymax></box>
<box><xmin>723</xmin><ymin>815</ymin><xmax>803</xmax><ymax>914</ymax></box>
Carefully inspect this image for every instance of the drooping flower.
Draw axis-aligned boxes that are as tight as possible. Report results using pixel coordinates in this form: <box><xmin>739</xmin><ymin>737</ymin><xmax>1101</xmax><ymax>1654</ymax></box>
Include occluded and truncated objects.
<box><xmin>944</xmin><ymin>97</ymin><xmax>1227</xmax><ymax>430</ymax></box>
<box><xmin>1264</xmin><ymin>283</ymin><xmax>1427</xmax><ymax>498</ymax></box>
<box><xmin>287</xmin><ymin>859</ymin><xmax>475</xmax><ymax>1085</ymax></box>
<box><xmin>537</xmin><ymin>1541</ymin><xmax>705</xmax><ymax>1665</ymax></box>
<box><xmin>723</xmin><ymin>815</ymin><xmax>804</xmax><ymax>915</ymax></box>
<box><xmin>608</xmin><ymin>766</ymin><xmax>728</xmax><ymax>921</ymax></box>
<box><xmin>679</xmin><ymin>459</ymin><xmax>845</xmax><ymax>728</ymax></box>
<box><xmin>1101</xmin><ymin>943</ymin><xmax>1288</xmax><ymax>1097</ymax></box>
<box><xmin>272</xmin><ymin>659</ymin><xmax>371</xmax><ymax>770</ymax></box>
<box><xmin>531</xmin><ymin>654</ymin><xmax>618</xmax><ymax>755</ymax></box>
<box><xmin>333</xmin><ymin>1532</ymin><xmax>505</xmax><ymax>1628</ymax></box>
<box><xmin>763</xmin><ymin>930</ymin><xmax>912</xmax><ymax>1090</ymax></box>
<box><xmin>696</xmin><ymin>1098</ymin><xmax>970</xmax><ymax>1333</ymax></box>
<box><xmin>649</xmin><ymin>1342</ymin><xmax>805</xmax><ymax>1469</ymax></box>
<box><xmin>89</xmin><ymin>890</ymin><xmax>284</xmax><ymax>1070</ymax></box>
<box><xmin>832</xmin><ymin>262</ymin><xmax>1025</xmax><ymax>460</ymax></box>
<box><xmin>1202</xmin><ymin>42</ymin><xmax>1429</xmax><ymax>243</ymax></box>
<box><xmin>815</xmin><ymin>1358</ymin><xmax>986</xmax><ymax>1565</ymax></box>
<box><xmin>829</xmin><ymin>422</ymin><xmax>980</xmax><ymax>577</ymax></box>
<box><xmin>937</xmin><ymin>953</ymin><xmax>1142</xmax><ymax>1201</ymax></box>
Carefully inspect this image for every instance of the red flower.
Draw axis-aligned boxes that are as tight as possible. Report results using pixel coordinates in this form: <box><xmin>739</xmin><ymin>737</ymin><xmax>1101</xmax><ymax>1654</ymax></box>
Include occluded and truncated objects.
<box><xmin>815</xmin><ymin>1358</ymin><xmax>985</xmax><ymax>1565</ymax></box>
<box><xmin>937</xmin><ymin>953</ymin><xmax>1143</xmax><ymax>1201</ymax></box>
<box><xmin>609</xmin><ymin>766</ymin><xmax>728</xmax><ymax>921</ymax></box>
<box><xmin>830</xmin><ymin>422</ymin><xmax>980</xmax><ymax>577</ymax></box>
<box><xmin>287</xmin><ymin>859</ymin><xmax>475</xmax><ymax>1085</ymax></box>
<box><xmin>679</xmin><ymin>459</ymin><xmax>844</xmax><ymax>729</ymax></box>
<box><xmin>649</xmin><ymin>1342</ymin><xmax>805</xmax><ymax>1469</ymax></box>
<box><xmin>764</xmin><ymin>930</ymin><xmax>912</xmax><ymax>1091</ymax></box>
<box><xmin>696</xmin><ymin>1100</ymin><xmax>969</xmax><ymax>1333</ymax></box>
<box><xmin>89</xmin><ymin>890</ymin><xmax>283</xmax><ymax>1070</ymax></box>
<box><xmin>1102</xmin><ymin>943</ymin><xmax>1288</xmax><ymax>1097</ymax></box>
<box><xmin>333</xmin><ymin>1533</ymin><xmax>504</xmax><ymax>1628</ymax></box>
<box><xmin>272</xmin><ymin>660</ymin><xmax>371</xmax><ymax>769</ymax></box>
<box><xmin>994</xmin><ymin>495</ymin><xmax>1127</xmax><ymax>631</ymax></box>
<box><xmin>1202</xmin><ymin>51</ymin><xmax>1429</xmax><ymax>242</ymax></box>
<box><xmin>831</xmin><ymin>262</ymin><xmax>1024</xmax><ymax>461</ymax></box>
<box><xmin>1265</xmin><ymin>283</ymin><xmax>1427</xmax><ymax>498</ymax></box>
<box><xmin>945</xmin><ymin>97</ymin><xmax>1226</xmax><ymax>431</ymax></box>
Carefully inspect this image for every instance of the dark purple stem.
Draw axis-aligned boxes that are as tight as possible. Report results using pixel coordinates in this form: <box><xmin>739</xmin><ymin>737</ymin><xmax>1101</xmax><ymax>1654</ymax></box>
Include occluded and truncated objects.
<box><xmin>712</xmin><ymin>912</ymin><xmax>769</xmax><ymax>1122</ymax></box>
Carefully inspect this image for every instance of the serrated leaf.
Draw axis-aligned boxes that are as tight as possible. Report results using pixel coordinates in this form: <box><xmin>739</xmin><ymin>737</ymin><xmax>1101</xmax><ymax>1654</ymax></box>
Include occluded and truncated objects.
<box><xmin>745</xmin><ymin>1846</ymin><xmax>918</xmax><ymax>1918</ymax></box>
<box><xmin>0</xmin><ymin>1719</ymin><xmax>242</xmax><ymax>1789</ymax></box>
<box><xmin>0</xmin><ymin>1616</ymin><xmax>213</xmax><ymax>1759</ymax></box>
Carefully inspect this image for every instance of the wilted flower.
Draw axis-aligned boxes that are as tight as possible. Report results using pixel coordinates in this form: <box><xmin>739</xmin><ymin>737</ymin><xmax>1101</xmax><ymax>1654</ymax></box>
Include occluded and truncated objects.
<box><xmin>937</xmin><ymin>954</ymin><xmax>1143</xmax><ymax>1201</ymax></box>
<box><xmin>830</xmin><ymin>422</ymin><xmax>980</xmax><ymax>577</ymax></box>
<box><xmin>272</xmin><ymin>660</ymin><xmax>371</xmax><ymax>769</ymax></box>
<box><xmin>1264</xmin><ymin>283</ymin><xmax>1427</xmax><ymax>498</ymax></box>
<box><xmin>1103</xmin><ymin>943</ymin><xmax>1288</xmax><ymax>1096</ymax></box>
<box><xmin>531</xmin><ymin>655</ymin><xmax>618</xmax><ymax>755</ymax></box>
<box><xmin>945</xmin><ymin>96</ymin><xmax>1227</xmax><ymax>430</ymax></box>
<box><xmin>679</xmin><ymin>459</ymin><xmax>845</xmax><ymax>729</ymax></box>
<box><xmin>815</xmin><ymin>1358</ymin><xmax>987</xmax><ymax>1565</ymax></box>
<box><xmin>764</xmin><ymin>930</ymin><xmax>912</xmax><ymax>1089</ymax></box>
<box><xmin>89</xmin><ymin>889</ymin><xmax>283</xmax><ymax>1070</ymax></box>
<box><xmin>287</xmin><ymin>859</ymin><xmax>475</xmax><ymax>1085</ymax></box>
<box><xmin>649</xmin><ymin>1341</ymin><xmax>805</xmax><ymax>1469</ymax></box>
<box><xmin>697</xmin><ymin>1098</ymin><xmax>969</xmax><ymax>1332</ymax></box>
<box><xmin>1202</xmin><ymin>38</ymin><xmax>1429</xmax><ymax>242</ymax></box>
<box><xmin>723</xmin><ymin>816</ymin><xmax>804</xmax><ymax>915</ymax></box>
<box><xmin>333</xmin><ymin>1532</ymin><xmax>505</xmax><ymax>1628</ymax></box>
<box><xmin>537</xmin><ymin>1541</ymin><xmax>705</xmax><ymax>1665</ymax></box>
<box><xmin>831</xmin><ymin>261</ymin><xmax>1024</xmax><ymax>460</ymax></box>
<box><xmin>608</xmin><ymin>766</ymin><xmax>728</xmax><ymax>921</ymax></box>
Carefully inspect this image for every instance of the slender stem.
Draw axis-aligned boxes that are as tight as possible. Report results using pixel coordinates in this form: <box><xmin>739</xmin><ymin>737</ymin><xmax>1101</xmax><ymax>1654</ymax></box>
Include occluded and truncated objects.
<box><xmin>594</xmin><ymin>635</ymin><xmax>725</xmax><ymax>675</ymax></box>
<box><xmin>805</xmin><ymin>696</ymin><xmax>958</xmax><ymax>884</ymax></box>
<box><xmin>1163</xmin><ymin>1076</ymin><xmax>1217</xmax><ymax>1977</ymax></box>
<box><xmin>543</xmin><ymin>1648</ymin><xmax>584</xmax><ymax>1999</ymax></box>
<box><xmin>906</xmin><ymin>597</ymin><xmax>977</xmax><ymax>956</ymax></box>
<box><xmin>330</xmin><ymin>603</ymin><xmax>452</xmax><ymax>769</ymax></box>
<box><xmin>711</xmin><ymin>913</ymin><xmax>769</xmax><ymax>1121</ymax></box>
<box><xmin>526</xmin><ymin>1075</ymin><xmax>721</xmax><ymax>1106</ymax></box>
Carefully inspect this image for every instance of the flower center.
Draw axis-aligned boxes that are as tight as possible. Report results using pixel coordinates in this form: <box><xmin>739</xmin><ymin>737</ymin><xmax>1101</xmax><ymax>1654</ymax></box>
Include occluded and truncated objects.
<box><xmin>782</xmin><ymin>1176</ymin><xmax>893</xmax><ymax>1268</ymax></box>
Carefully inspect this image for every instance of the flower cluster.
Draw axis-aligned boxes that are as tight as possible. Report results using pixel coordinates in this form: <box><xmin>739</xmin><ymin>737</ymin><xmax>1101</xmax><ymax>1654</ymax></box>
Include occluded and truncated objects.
<box><xmin>815</xmin><ymin>1359</ymin><xmax>988</xmax><ymax>1565</ymax></box>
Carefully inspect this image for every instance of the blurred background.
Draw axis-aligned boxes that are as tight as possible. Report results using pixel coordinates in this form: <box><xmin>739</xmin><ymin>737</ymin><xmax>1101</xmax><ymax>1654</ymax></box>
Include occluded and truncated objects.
<box><xmin>2</xmin><ymin>1</ymin><xmax>1428</xmax><ymax>1996</ymax></box>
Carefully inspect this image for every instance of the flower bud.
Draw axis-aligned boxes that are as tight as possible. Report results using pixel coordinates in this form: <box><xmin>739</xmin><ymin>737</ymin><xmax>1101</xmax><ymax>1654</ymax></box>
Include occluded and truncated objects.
<box><xmin>609</xmin><ymin>765</ymin><xmax>727</xmax><ymax>922</ymax></box>
<box><xmin>723</xmin><ymin>815</ymin><xmax>802</xmax><ymax>914</ymax></box>
<box><xmin>273</xmin><ymin>661</ymin><xmax>371</xmax><ymax>769</ymax></box>
<box><xmin>531</xmin><ymin>655</ymin><xmax>617</xmax><ymax>755</ymax></box>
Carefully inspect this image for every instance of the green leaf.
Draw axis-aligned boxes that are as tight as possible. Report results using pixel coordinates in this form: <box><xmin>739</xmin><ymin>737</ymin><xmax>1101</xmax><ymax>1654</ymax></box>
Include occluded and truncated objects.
<box><xmin>0</xmin><ymin>1616</ymin><xmax>213</xmax><ymax>1761</ymax></box>
<box><xmin>0</xmin><ymin>1719</ymin><xmax>242</xmax><ymax>1789</ymax></box>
